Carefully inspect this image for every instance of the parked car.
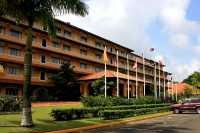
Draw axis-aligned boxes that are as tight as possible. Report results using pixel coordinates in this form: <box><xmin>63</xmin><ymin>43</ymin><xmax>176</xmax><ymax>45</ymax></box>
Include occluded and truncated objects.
<box><xmin>171</xmin><ymin>98</ymin><xmax>200</xmax><ymax>114</ymax></box>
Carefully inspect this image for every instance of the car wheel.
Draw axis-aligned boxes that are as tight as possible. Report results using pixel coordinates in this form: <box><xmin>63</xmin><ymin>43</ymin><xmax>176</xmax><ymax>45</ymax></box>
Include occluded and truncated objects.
<box><xmin>174</xmin><ymin>108</ymin><xmax>180</xmax><ymax>114</ymax></box>
<box><xmin>196</xmin><ymin>108</ymin><xmax>200</xmax><ymax>114</ymax></box>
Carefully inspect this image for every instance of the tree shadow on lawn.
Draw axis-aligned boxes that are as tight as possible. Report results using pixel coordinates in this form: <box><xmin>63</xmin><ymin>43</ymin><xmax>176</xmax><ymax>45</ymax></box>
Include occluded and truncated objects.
<box><xmin>0</xmin><ymin>118</ymin><xmax>102</xmax><ymax>133</ymax></box>
<box><xmin>0</xmin><ymin>120</ymin><xmax>21</xmax><ymax>127</ymax></box>
<box><xmin>27</xmin><ymin>118</ymin><xmax>104</xmax><ymax>133</ymax></box>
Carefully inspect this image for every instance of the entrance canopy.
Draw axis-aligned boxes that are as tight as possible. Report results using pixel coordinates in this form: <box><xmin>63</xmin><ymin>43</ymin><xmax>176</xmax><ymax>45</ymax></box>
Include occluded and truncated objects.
<box><xmin>79</xmin><ymin>70</ymin><xmax>149</xmax><ymax>83</ymax></box>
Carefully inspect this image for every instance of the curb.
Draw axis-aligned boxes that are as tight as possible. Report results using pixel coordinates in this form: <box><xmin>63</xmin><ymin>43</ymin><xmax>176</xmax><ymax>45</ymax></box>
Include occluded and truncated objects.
<box><xmin>44</xmin><ymin>112</ymin><xmax>172</xmax><ymax>133</ymax></box>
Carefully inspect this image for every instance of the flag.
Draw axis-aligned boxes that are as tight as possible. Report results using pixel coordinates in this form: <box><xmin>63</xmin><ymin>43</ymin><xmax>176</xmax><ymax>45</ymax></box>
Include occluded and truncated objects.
<box><xmin>0</xmin><ymin>64</ymin><xmax>4</xmax><ymax>74</ymax></box>
<box><xmin>103</xmin><ymin>46</ymin><xmax>108</xmax><ymax>64</ymax></box>
<box><xmin>103</xmin><ymin>46</ymin><xmax>108</xmax><ymax>98</ymax></box>
<box><xmin>150</xmin><ymin>48</ymin><xmax>155</xmax><ymax>52</ymax></box>
<box><xmin>133</xmin><ymin>58</ymin><xmax>137</xmax><ymax>69</ymax></box>
<box><xmin>158</xmin><ymin>60</ymin><xmax>163</xmax><ymax>65</ymax></box>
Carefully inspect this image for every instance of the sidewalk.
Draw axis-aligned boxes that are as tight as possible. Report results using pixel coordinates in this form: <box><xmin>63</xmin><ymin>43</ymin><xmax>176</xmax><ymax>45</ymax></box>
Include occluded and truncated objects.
<box><xmin>44</xmin><ymin>112</ymin><xmax>172</xmax><ymax>133</ymax></box>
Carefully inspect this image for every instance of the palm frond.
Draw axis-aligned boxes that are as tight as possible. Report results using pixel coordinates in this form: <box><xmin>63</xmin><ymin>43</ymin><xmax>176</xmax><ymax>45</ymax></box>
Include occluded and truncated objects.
<box><xmin>50</xmin><ymin>0</ymin><xmax>89</xmax><ymax>16</ymax></box>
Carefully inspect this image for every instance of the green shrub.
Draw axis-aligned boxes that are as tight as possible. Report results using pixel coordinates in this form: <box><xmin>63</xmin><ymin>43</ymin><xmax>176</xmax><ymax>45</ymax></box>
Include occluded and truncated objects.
<box><xmin>101</xmin><ymin>106</ymin><xmax>170</xmax><ymax>120</ymax></box>
<box><xmin>51</xmin><ymin>104</ymin><xmax>170</xmax><ymax>121</ymax></box>
<box><xmin>103</xmin><ymin>103</ymin><xmax>170</xmax><ymax>110</ymax></box>
<box><xmin>0</xmin><ymin>95</ymin><xmax>22</xmax><ymax>112</ymax></box>
<box><xmin>81</xmin><ymin>96</ymin><xmax>164</xmax><ymax>107</ymax></box>
<box><xmin>134</xmin><ymin>96</ymin><xmax>163</xmax><ymax>105</ymax></box>
<box><xmin>51</xmin><ymin>108</ymin><xmax>100</xmax><ymax>121</ymax></box>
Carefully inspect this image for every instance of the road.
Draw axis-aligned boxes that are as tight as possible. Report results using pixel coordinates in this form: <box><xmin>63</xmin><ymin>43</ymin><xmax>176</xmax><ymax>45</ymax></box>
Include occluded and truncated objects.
<box><xmin>83</xmin><ymin>113</ymin><xmax>200</xmax><ymax>133</ymax></box>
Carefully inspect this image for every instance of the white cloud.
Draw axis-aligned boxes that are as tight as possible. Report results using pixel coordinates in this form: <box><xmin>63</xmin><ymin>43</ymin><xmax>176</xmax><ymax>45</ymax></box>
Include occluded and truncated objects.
<box><xmin>172</xmin><ymin>59</ymin><xmax>200</xmax><ymax>81</ymax></box>
<box><xmin>56</xmin><ymin>0</ymin><xmax>200</xmax><ymax>81</ymax></box>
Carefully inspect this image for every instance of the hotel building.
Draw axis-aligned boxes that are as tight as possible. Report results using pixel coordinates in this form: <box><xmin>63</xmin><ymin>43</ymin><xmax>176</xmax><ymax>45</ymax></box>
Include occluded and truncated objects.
<box><xmin>0</xmin><ymin>17</ymin><xmax>171</xmax><ymax>98</ymax></box>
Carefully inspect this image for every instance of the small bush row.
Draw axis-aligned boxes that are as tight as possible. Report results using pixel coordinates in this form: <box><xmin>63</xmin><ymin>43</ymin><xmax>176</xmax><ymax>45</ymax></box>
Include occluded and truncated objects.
<box><xmin>51</xmin><ymin>108</ymin><xmax>100</xmax><ymax>121</ymax></box>
<box><xmin>81</xmin><ymin>96</ymin><xmax>164</xmax><ymax>107</ymax></box>
<box><xmin>0</xmin><ymin>95</ymin><xmax>22</xmax><ymax>112</ymax></box>
<box><xmin>51</xmin><ymin>104</ymin><xmax>170</xmax><ymax>121</ymax></box>
<box><xmin>101</xmin><ymin>106</ymin><xmax>170</xmax><ymax>120</ymax></box>
<box><xmin>103</xmin><ymin>103</ymin><xmax>170</xmax><ymax>110</ymax></box>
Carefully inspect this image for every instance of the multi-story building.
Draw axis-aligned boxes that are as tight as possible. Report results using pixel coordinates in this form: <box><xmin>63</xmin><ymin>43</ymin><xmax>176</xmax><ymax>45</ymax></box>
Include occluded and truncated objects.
<box><xmin>0</xmin><ymin>17</ymin><xmax>171</xmax><ymax>98</ymax></box>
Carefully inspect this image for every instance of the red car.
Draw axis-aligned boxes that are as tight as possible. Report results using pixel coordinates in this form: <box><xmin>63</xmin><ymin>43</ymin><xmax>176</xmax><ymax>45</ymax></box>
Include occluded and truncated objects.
<box><xmin>171</xmin><ymin>98</ymin><xmax>200</xmax><ymax>114</ymax></box>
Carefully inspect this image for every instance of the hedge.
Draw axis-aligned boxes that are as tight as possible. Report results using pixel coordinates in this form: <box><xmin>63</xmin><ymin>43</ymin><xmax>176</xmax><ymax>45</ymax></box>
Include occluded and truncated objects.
<box><xmin>81</xmin><ymin>96</ymin><xmax>164</xmax><ymax>107</ymax></box>
<box><xmin>51</xmin><ymin>108</ymin><xmax>100</xmax><ymax>121</ymax></box>
<box><xmin>103</xmin><ymin>103</ymin><xmax>170</xmax><ymax>110</ymax></box>
<box><xmin>0</xmin><ymin>95</ymin><xmax>22</xmax><ymax>112</ymax></box>
<box><xmin>101</xmin><ymin>106</ymin><xmax>170</xmax><ymax>120</ymax></box>
<box><xmin>51</xmin><ymin>104</ymin><xmax>170</xmax><ymax>121</ymax></box>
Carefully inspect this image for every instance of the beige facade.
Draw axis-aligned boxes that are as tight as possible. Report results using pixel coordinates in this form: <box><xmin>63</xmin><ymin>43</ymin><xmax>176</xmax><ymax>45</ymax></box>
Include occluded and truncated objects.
<box><xmin>0</xmin><ymin>17</ymin><xmax>170</xmax><ymax>98</ymax></box>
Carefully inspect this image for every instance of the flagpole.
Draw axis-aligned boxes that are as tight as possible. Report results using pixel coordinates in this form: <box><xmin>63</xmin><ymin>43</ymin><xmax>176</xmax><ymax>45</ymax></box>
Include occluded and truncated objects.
<box><xmin>136</xmin><ymin>59</ymin><xmax>138</xmax><ymax>99</ymax></box>
<box><xmin>163</xmin><ymin>70</ymin><xmax>166</xmax><ymax>99</ymax></box>
<box><xmin>104</xmin><ymin>46</ymin><xmax>107</xmax><ymax>98</ymax></box>
<box><xmin>171</xmin><ymin>76</ymin><xmax>174</xmax><ymax>100</ymax></box>
<box><xmin>127</xmin><ymin>54</ymin><xmax>130</xmax><ymax>99</ymax></box>
<box><xmin>167</xmin><ymin>76</ymin><xmax>170</xmax><ymax>98</ymax></box>
<box><xmin>154</xmin><ymin>62</ymin><xmax>157</xmax><ymax>99</ymax></box>
<box><xmin>158</xmin><ymin>62</ymin><xmax>161</xmax><ymax>98</ymax></box>
<box><xmin>142</xmin><ymin>53</ymin><xmax>146</xmax><ymax>96</ymax></box>
<box><xmin>116</xmin><ymin>50</ymin><xmax>119</xmax><ymax>97</ymax></box>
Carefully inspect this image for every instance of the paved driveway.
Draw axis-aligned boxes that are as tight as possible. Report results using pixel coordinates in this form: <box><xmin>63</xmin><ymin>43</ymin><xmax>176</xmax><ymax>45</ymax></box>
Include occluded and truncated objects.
<box><xmin>83</xmin><ymin>113</ymin><xmax>200</xmax><ymax>133</ymax></box>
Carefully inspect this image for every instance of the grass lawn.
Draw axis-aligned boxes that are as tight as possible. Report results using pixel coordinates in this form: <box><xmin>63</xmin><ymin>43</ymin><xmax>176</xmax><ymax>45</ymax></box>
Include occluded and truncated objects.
<box><xmin>0</xmin><ymin>105</ymin><xmax>105</xmax><ymax>133</ymax></box>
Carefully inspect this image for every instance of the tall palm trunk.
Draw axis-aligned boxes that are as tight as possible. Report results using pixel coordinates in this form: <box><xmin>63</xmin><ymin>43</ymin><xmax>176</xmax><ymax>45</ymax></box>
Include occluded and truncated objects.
<box><xmin>21</xmin><ymin>23</ymin><xmax>33</xmax><ymax>127</ymax></box>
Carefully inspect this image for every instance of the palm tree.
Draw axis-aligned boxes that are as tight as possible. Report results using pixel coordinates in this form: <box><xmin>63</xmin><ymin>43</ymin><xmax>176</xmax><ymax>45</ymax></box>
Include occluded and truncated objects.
<box><xmin>0</xmin><ymin>0</ymin><xmax>88</xmax><ymax>127</ymax></box>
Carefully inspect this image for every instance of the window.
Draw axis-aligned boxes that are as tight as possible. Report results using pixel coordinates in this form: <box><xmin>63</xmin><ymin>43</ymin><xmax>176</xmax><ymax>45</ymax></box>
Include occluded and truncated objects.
<box><xmin>10</xmin><ymin>29</ymin><xmax>22</xmax><ymax>38</ymax></box>
<box><xmin>40</xmin><ymin>71</ymin><xmax>46</xmax><ymax>80</ymax></box>
<box><xmin>110</xmin><ymin>59</ymin><xmax>113</xmax><ymax>64</ymax></box>
<box><xmin>63</xmin><ymin>45</ymin><xmax>71</xmax><ymax>51</ymax></box>
<box><xmin>52</xmin><ymin>42</ymin><xmax>61</xmax><ymax>48</ymax></box>
<box><xmin>95</xmin><ymin>53</ymin><xmax>101</xmax><ymax>61</ymax></box>
<box><xmin>51</xmin><ymin>57</ymin><xmax>60</xmax><ymax>64</ymax></box>
<box><xmin>56</xmin><ymin>27</ymin><xmax>61</xmax><ymax>33</ymax></box>
<box><xmin>94</xmin><ymin>67</ymin><xmax>102</xmax><ymax>72</ymax></box>
<box><xmin>80</xmin><ymin>36</ymin><xmax>87</xmax><ymax>42</ymax></box>
<box><xmin>9</xmin><ymin>48</ymin><xmax>20</xmax><ymax>56</ymax></box>
<box><xmin>110</xmin><ymin>47</ymin><xmax>113</xmax><ymax>53</ymax></box>
<box><xmin>41</xmin><ymin>39</ymin><xmax>47</xmax><ymax>47</ymax></box>
<box><xmin>80</xmin><ymin>47</ymin><xmax>87</xmax><ymax>56</ymax></box>
<box><xmin>0</xmin><ymin>47</ymin><xmax>3</xmax><ymax>54</ymax></box>
<box><xmin>43</xmin><ymin>26</ymin><xmax>47</xmax><ymax>31</ymax></box>
<box><xmin>41</xmin><ymin>55</ymin><xmax>46</xmax><ymax>63</ymax></box>
<box><xmin>32</xmin><ymin>36</ymin><xmax>36</xmax><ymax>43</ymax></box>
<box><xmin>0</xmin><ymin>25</ymin><xmax>5</xmax><ymax>34</ymax></box>
<box><xmin>6</xmin><ymin>88</ymin><xmax>18</xmax><ymax>95</ymax></box>
<box><xmin>80</xmin><ymin>63</ymin><xmax>87</xmax><ymax>69</ymax></box>
<box><xmin>64</xmin><ymin>30</ymin><xmax>71</xmax><ymax>37</ymax></box>
<box><xmin>63</xmin><ymin>58</ymin><xmax>71</xmax><ymax>64</ymax></box>
<box><xmin>95</xmin><ymin>42</ymin><xmax>102</xmax><ymax>49</ymax></box>
<box><xmin>7</xmin><ymin>66</ymin><xmax>18</xmax><ymax>75</ymax></box>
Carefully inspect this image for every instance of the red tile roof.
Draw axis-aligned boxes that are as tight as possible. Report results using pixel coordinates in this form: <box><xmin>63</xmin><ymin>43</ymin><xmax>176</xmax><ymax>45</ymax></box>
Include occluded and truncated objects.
<box><xmin>79</xmin><ymin>70</ymin><xmax>151</xmax><ymax>83</ymax></box>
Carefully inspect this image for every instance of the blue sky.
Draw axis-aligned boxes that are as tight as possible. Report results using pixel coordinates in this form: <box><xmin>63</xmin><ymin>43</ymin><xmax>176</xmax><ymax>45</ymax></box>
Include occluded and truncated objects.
<box><xmin>57</xmin><ymin>0</ymin><xmax>200</xmax><ymax>81</ymax></box>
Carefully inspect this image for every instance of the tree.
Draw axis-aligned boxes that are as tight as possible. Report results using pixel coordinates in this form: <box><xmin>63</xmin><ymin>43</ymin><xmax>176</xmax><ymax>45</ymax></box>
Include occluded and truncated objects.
<box><xmin>91</xmin><ymin>78</ymin><xmax>116</xmax><ymax>96</ymax></box>
<box><xmin>0</xmin><ymin>0</ymin><xmax>88</xmax><ymax>127</ymax></box>
<box><xmin>50</xmin><ymin>63</ymin><xmax>78</xmax><ymax>100</ymax></box>
<box><xmin>184</xmin><ymin>87</ymin><xmax>192</xmax><ymax>98</ymax></box>
<box><xmin>183</xmin><ymin>71</ymin><xmax>200</xmax><ymax>88</ymax></box>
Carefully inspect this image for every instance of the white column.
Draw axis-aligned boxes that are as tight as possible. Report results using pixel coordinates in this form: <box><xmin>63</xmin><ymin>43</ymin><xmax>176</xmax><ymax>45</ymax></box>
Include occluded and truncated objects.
<box><xmin>104</xmin><ymin>63</ymin><xmax>107</xmax><ymax>98</ymax></box>
<box><xmin>127</xmin><ymin>54</ymin><xmax>130</xmax><ymax>99</ymax></box>
<box><xmin>154</xmin><ymin>63</ymin><xmax>157</xmax><ymax>99</ymax></box>
<box><xmin>116</xmin><ymin>50</ymin><xmax>119</xmax><ymax>97</ymax></box>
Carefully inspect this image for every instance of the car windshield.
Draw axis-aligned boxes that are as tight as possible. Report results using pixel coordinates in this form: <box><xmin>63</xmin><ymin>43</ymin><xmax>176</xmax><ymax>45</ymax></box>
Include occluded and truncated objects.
<box><xmin>182</xmin><ymin>98</ymin><xmax>200</xmax><ymax>103</ymax></box>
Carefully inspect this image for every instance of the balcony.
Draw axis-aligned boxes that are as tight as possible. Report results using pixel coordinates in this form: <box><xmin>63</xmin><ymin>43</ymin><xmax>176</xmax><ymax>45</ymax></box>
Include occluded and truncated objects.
<box><xmin>0</xmin><ymin>73</ymin><xmax>52</xmax><ymax>86</ymax></box>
